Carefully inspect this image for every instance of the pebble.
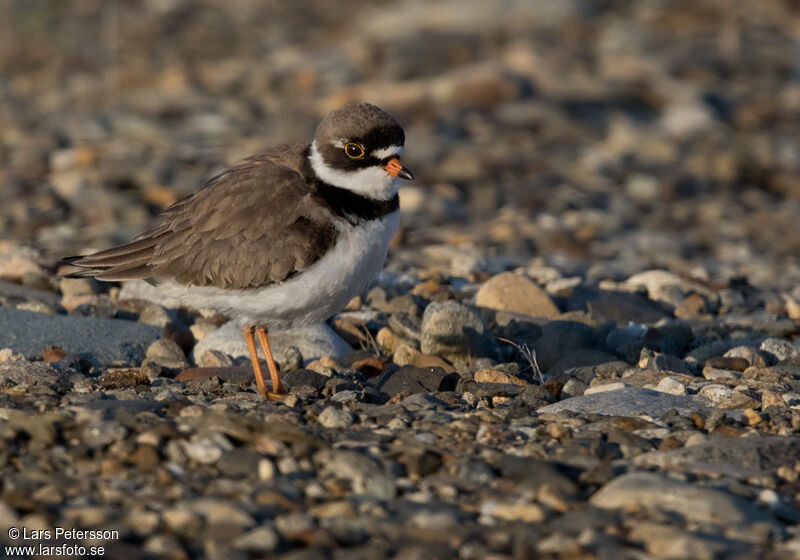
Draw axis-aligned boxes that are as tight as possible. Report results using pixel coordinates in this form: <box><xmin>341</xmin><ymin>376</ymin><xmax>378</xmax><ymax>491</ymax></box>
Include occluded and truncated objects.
<box><xmin>590</xmin><ymin>471</ymin><xmax>772</xmax><ymax>525</ymax></box>
<box><xmin>373</xmin><ymin>366</ymin><xmax>452</xmax><ymax>399</ymax></box>
<box><xmin>698</xmin><ymin>384</ymin><xmax>760</xmax><ymax>409</ymax></box>
<box><xmin>584</xmin><ymin>382</ymin><xmax>627</xmax><ymax>395</ymax></box>
<box><xmin>82</xmin><ymin>419</ymin><xmax>127</xmax><ymax>447</ymax></box>
<box><xmin>146</xmin><ymin>339</ymin><xmax>189</xmax><ymax>370</ymax></box>
<box><xmin>181</xmin><ymin>439</ymin><xmax>225</xmax><ymax>465</ymax></box>
<box><xmin>473</xmin><ymin>368</ymin><xmax>528</xmax><ymax>386</ymax></box>
<box><xmin>725</xmin><ymin>346</ymin><xmax>768</xmax><ymax>368</ymax></box>
<box><xmin>316</xmin><ymin>450</ymin><xmax>396</xmax><ymax>500</ymax></box>
<box><xmin>760</xmin><ymin>338</ymin><xmax>800</xmax><ymax>364</ymax></box>
<box><xmin>232</xmin><ymin>525</ymin><xmax>280</xmax><ymax>553</ymax></box>
<box><xmin>480</xmin><ymin>500</ymin><xmax>545</xmax><ymax>522</ymax></box>
<box><xmin>539</xmin><ymin>387</ymin><xmax>717</xmax><ymax>417</ymax></box>
<box><xmin>475</xmin><ymin>272</ymin><xmax>560</xmax><ymax>319</ymax></box>
<box><xmin>317</xmin><ymin>406</ymin><xmax>354</xmax><ymax>428</ymax></box>
<box><xmin>420</xmin><ymin>301</ymin><xmax>498</xmax><ymax>365</ymax></box>
<box><xmin>187</xmin><ymin>499</ymin><xmax>255</xmax><ymax>528</ymax></box>
<box><xmin>198</xmin><ymin>349</ymin><xmax>234</xmax><ymax>368</ymax></box>
<box><xmin>655</xmin><ymin>376</ymin><xmax>686</xmax><ymax>395</ymax></box>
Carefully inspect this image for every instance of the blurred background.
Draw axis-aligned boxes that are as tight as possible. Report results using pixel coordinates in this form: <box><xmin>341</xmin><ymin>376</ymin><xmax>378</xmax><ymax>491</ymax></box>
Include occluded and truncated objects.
<box><xmin>1</xmin><ymin>0</ymin><xmax>799</xmax><ymax>291</ymax></box>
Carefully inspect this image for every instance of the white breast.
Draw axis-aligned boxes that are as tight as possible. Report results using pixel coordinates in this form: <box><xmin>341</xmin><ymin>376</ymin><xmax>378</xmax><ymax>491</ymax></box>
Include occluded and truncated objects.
<box><xmin>156</xmin><ymin>211</ymin><xmax>400</xmax><ymax>329</ymax></box>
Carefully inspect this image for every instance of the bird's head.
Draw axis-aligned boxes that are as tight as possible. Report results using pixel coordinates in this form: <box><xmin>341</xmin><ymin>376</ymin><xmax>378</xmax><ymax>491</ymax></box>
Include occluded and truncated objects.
<box><xmin>309</xmin><ymin>103</ymin><xmax>414</xmax><ymax>200</ymax></box>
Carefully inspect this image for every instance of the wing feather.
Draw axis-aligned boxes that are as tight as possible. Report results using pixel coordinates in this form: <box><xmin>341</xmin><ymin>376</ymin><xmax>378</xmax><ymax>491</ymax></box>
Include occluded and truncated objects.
<box><xmin>62</xmin><ymin>150</ymin><xmax>337</xmax><ymax>290</ymax></box>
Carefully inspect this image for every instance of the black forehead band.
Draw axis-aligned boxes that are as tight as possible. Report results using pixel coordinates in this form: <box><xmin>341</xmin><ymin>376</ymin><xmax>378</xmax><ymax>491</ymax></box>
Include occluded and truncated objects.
<box><xmin>356</xmin><ymin>125</ymin><xmax>405</xmax><ymax>149</ymax></box>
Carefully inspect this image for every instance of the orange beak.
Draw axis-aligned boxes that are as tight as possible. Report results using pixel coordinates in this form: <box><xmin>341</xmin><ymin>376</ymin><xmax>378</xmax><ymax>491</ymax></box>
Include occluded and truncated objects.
<box><xmin>383</xmin><ymin>157</ymin><xmax>414</xmax><ymax>180</ymax></box>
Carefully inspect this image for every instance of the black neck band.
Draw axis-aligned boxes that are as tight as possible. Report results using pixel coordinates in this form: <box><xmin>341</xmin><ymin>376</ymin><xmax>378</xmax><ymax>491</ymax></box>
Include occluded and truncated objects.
<box><xmin>302</xmin><ymin>147</ymin><xmax>399</xmax><ymax>224</ymax></box>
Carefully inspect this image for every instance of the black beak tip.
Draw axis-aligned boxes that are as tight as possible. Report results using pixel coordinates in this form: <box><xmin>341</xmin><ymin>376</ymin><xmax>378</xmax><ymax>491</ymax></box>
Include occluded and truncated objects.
<box><xmin>399</xmin><ymin>167</ymin><xmax>415</xmax><ymax>181</ymax></box>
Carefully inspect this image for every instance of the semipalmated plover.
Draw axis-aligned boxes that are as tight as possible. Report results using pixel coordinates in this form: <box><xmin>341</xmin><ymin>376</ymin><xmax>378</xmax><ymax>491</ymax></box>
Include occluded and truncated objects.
<box><xmin>64</xmin><ymin>103</ymin><xmax>413</xmax><ymax>399</ymax></box>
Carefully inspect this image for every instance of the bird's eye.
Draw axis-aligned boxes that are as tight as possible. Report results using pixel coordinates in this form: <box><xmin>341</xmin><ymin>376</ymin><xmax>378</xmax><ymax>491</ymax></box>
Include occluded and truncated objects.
<box><xmin>344</xmin><ymin>142</ymin><xmax>365</xmax><ymax>159</ymax></box>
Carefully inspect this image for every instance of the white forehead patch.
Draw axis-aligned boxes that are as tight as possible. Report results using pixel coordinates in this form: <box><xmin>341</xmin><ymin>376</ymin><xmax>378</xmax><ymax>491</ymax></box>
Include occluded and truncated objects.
<box><xmin>371</xmin><ymin>145</ymin><xmax>404</xmax><ymax>160</ymax></box>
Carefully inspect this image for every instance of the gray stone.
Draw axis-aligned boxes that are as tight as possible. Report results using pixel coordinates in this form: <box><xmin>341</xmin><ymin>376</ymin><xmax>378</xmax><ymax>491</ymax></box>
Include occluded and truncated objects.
<box><xmin>82</xmin><ymin>419</ymin><xmax>127</xmax><ymax>447</ymax></box>
<box><xmin>317</xmin><ymin>406</ymin><xmax>354</xmax><ymax>428</ymax></box>
<box><xmin>198</xmin><ymin>349</ymin><xmax>234</xmax><ymax>368</ymax></box>
<box><xmin>0</xmin><ymin>307</ymin><xmax>160</xmax><ymax>366</ymax></box>
<box><xmin>519</xmin><ymin>384</ymin><xmax>558</xmax><ymax>407</ymax></box>
<box><xmin>590</xmin><ymin>471</ymin><xmax>773</xmax><ymax>525</ymax></box>
<box><xmin>146</xmin><ymin>339</ymin><xmax>189</xmax><ymax>369</ymax></box>
<box><xmin>420</xmin><ymin>301</ymin><xmax>498</xmax><ymax>364</ymax></box>
<box><xmin>373</xmin><ymin>366</ymin><xmax>453</xmax><ymax>398</ymax></box>
<box><xmin>137</xmin><ymin>303</ymin><xmax>175</xmax><ymax>328</ymax></box>
<box><xmin>627</xmin><ymin>521</ymin><xmax>755</xmax><ymax>559</ymax></box>
<box><xmin>282</xmin><ymin>369</ymin><xmax>328</xmax><ymax>391</ymax></box>
<box><xmin>759</xmin><ymin>338</ymin><xmax>800</xmax><ymax>365</ymax></box>
<box><xmin>315</xmin><ymin>449</ymin><xmax>395</xmax><ymax>500</ymax></box>
<box><xmin>561</xmin><ymin>377</ymin><xmax>588</xmax><ymax>398</ymax></box>
<box><xmin>330</xmin><ymin>389</ymin><xmax>360</xmax><ymax>403</ymax></box>
<box><xmin>187</xmin><ymin>499</ymin><xmax>255</xmax><ymax>528</ymax></box>
<box><xmin>532</xmin><ymin>321</ymin><xmax>596</xmax><ymax>372</ymax></box>
<box><xmin>697</xmin><ymin>384</ymin><xmax>759</xmax><ymax>409</ymax></box>
<box><xmin>233</xmin><ymin>525</ymin><xmax>280</xmax><ymax>553</ymax></box>
<box><xmin>724</xmin><ymin>346</ymin><xmax>767</xmax><ymax>368</ymax></box>
<box><xmin>686</xmin><ymin>339</ymin><xmax>759</xmax><ymax>364</ymax></box>
<box><xmin>0</xmin><ymin>279</ymin><xmax>61</xmax><ymax>308</ymax></box>
<box><xmin>0</xmin><ymin>361</ymin><xmax>74</xmax><ymax>392</ymax></box>
<box><xmin>191</xmin><ymin>321</ymin><xmax>352</xmax><ymax>364</ymax></box>
<box><xmin>143</xmin><ymin>535</ymin><xmax>187</xmax><ymax>559</ymax></box>
<box><xmin>538</xmin><ymin>387</ymin><xmax>717</xmax><ymax>417</ymax></box>
<box><xmin>181</xmin><ymin>439</ymin><xmax>225</xmax><ymax>465</ymax></box>
<box><xmin>633</xmin><ymin>436</ymin><xmax>800</xmax><ymax>479</ymax></box>
<box><xmin>654</xmin><ymin>376</ymin><xmax>686</xmax><ymax>395</ymax></box>
<box><xmin>274</xmin><ymin>512</ymin><xmax>315</xmax><ymax>539</ymax></box>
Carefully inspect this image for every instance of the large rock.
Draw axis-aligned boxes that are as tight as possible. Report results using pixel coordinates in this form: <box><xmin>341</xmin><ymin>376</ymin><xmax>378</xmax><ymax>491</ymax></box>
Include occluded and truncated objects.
<box><xmin>537</xmin><ymin>387</ymin><xmax>718</xmax><ymax>418</ymax></box>
<box><xmin>420</xmin><ymin>301</ymin><xmax>498</xmax><ymax>365</ymax></box>
<box><xmin>590</xmin><ymin>472</ymin><xmax>773</xmax><ymax>525</ymax></box>
<box><xmin>0</xmin><ymin>307</ymin><xmax>160</xmax><ymax>366</ymax></box>
<box><xmin>191</xmin><ymin>321</ymin><xmax>352</xmax><ymax>365</ymax></box>
<box><xmin>633</xmin><ymin>436</ymin><xmax>800</xmax><ymax>479</ymax></box>
<box><xmin>475</xmin><ymin>272</ymin><xmax>559</xmax><ymax>319</ymax></box>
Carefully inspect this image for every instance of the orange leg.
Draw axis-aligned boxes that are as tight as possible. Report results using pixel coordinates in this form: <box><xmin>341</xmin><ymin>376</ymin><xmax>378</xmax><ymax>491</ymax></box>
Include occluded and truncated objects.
<box><xmin>255</xmin><ymin>327</ymin><xmax>286</xmax><ymax>398</ymax></box>
<box><xmin>242</xmin><ymin>325</ymin><xmax>268</xmax><ymax>398</ymax></box>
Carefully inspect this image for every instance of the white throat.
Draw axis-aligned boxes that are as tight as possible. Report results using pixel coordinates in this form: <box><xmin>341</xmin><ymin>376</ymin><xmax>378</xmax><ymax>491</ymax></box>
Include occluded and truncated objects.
<box><xmin>309</xmin><ymin>140</ymin><xmax>399</xmax><ymax>200</ymax></box>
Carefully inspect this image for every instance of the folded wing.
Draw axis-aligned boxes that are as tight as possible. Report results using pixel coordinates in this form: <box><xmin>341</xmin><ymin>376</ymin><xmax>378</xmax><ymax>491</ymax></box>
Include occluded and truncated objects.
<box><xmin>64</xmin><ymin>156</ymin><xmax>336</xmax><ymax>290</ymax></box>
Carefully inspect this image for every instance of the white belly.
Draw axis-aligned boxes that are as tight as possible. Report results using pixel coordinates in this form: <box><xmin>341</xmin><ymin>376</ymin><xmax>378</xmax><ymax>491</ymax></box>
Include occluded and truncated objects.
<box><xmin>156</xmin><ymin>211</ymin><xmax>399</xmax><ymax>328</ymax></box>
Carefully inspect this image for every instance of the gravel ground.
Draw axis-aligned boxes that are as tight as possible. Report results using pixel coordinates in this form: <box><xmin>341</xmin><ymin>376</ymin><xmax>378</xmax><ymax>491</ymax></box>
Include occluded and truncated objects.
<box><xmin>1</xmin><ymin>1</ymin><xmax>800</xmax><ymax>559</ymax></box>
